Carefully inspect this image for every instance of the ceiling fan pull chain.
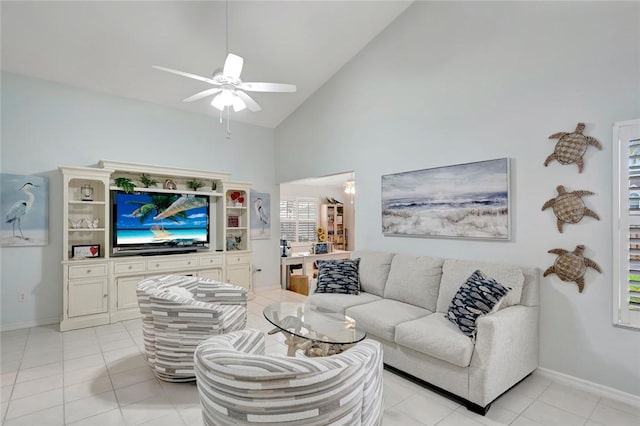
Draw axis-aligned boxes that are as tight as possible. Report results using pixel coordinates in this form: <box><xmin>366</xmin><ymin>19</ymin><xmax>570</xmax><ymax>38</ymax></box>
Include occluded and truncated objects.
<box><xmin>226</xmin><ymin>107</ymin><xmax>231</xmax><ymax>139</ymax></box>
<box><xmin>219</xmin><ymin>109</ymin><xmax>223</xmax><ymax>124</ymax></box>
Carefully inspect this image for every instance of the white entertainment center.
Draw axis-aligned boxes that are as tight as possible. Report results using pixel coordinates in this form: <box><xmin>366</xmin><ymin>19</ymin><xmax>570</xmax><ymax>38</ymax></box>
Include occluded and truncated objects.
<box><xmin>59</xmin><ymin>160</ymin><xmax>253</xmax><ymax>331</ymax></box>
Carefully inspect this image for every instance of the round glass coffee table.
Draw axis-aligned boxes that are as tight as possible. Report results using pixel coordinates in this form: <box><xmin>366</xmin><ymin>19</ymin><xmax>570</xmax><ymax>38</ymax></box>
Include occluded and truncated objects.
<box><xmin>263</xmin><ymin>302</ymin><xmax>366</xmax><ymax>357</ymax></box>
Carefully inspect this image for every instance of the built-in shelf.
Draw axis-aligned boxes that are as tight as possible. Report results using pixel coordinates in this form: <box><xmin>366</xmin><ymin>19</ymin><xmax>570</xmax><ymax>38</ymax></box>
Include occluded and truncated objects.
<box><xmin>69</xmin><ymin>200</ymin><xmax>106</xmax><ymax>205</ymax></box>
<box><xmin>109</xmin><ymin>186</ymin><xmax>223</xmax><ymax>197</ymax></box>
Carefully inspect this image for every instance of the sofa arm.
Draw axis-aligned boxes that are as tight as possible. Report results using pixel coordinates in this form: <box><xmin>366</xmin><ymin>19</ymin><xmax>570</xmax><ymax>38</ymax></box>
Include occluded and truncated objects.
<box><xmin>195</xmin><ymin>281</ymin><xmax>248</xmax><ymax>306</ymax></box>
<box><xmin>468</xmin><ymin>304</ymin><xmax>539</xmax><ymax>407</ymax></box>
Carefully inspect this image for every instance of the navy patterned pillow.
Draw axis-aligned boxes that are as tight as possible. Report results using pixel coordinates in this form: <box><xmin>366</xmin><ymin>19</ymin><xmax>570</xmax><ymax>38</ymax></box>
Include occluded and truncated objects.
<box><xmin>314</xmin><ymin>258</ymin><xmax>361</xmax><ymax>295</ymax></box>
<box><xmin>446</xmin><ymin>270</ymin><xmax>510</xmax><ymax>338</ymax></box>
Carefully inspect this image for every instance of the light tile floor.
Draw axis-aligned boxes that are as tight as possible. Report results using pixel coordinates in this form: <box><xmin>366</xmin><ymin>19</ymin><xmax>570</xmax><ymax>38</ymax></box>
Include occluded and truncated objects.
<box><xmin>1</xmin><ymin>287</ymin><xmax>638</xmax><ymax>425</ymax></box>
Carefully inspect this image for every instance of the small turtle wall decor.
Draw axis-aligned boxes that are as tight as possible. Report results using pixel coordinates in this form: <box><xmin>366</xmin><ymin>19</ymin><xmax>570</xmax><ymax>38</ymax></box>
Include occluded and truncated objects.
<box><xmin>544</xmin><ymin>122</ymin><xmax>602</xmax><ymax>173</ymax></box>
<box><xmin>541</xmin><ymin>185</ymin><xmax>600</xmax><ymax>233</ymax></box>
<box><xmin>543</xmin><ymin>245</ymin><xmax>601</xmax><ymax>293</ymax></box>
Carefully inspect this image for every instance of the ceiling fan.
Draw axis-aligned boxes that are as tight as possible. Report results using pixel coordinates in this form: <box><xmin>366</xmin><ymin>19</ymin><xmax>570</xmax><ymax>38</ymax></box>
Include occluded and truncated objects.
<box><xmin>152</xmin><ymin>53</ymin><xmax>296</xmax><ymax>113</ymax></box>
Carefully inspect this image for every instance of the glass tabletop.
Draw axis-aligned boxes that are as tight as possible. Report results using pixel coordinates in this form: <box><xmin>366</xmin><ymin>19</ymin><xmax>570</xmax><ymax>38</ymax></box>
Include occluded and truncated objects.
<box><xmin>263</xmin><ymin>302</ymin><xmax>366</xmax><ymax>345</ymax></box>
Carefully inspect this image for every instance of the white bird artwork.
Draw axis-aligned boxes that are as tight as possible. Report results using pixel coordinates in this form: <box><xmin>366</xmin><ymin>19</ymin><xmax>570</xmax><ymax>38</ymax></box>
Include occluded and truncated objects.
<box><xmin>254</xmin><ymin>197</ymin><xmax>269</xmax><ymax>232</ymax></box>
<box><xmin>5</xmin><ymin>182</ymin><xmax>39</xmax><ymax>239</ymax></box>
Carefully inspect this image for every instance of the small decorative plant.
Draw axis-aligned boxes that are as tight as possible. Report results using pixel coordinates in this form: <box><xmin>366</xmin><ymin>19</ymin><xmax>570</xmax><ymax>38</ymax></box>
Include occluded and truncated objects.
<box><xmin>114</xmin><ymin>177</ymin><xmax>136</xmax><ymax>193</ymax></box>
<box><xmin>187</xmin><ymin>179</ymin><xmax>205</xmax><ymax>191</ymax></box>
<box><xmin>139</xmin><ymin>173</ymin><xmax>158</xmax><ymax>188</ymax></box>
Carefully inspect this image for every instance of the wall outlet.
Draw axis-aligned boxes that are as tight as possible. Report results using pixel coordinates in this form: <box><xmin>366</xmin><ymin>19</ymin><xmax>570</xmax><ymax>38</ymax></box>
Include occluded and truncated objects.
<box><xmin>19</xmin><ymin>292</ymin><xmax>25</xmax><ymax>302</ymax></box>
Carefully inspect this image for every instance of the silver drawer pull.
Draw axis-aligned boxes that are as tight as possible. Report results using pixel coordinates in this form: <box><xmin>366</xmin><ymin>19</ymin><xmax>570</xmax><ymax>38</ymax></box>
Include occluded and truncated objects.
<box><xmin>156</xmin><ymin>264</ymin><xmax>160</xmax><ymax>268</ymax></box>
<box><xmin>86</xmin><ymin>269</ymin><xmax>91</xmax><ymax>274</ymax></box>
<box><xmin>128</xmin><ymin>266</ymin><xmax>132</xmax><ymax>270</ymax></box>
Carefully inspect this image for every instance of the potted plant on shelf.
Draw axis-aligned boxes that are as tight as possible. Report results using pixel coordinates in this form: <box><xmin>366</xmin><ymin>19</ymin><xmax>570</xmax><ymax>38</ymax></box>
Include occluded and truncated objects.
<box><xmin>114</xmin><ymin>177</ymin><xmax>135</xmax><ymax>193</ymax></box>
<box><xmin>139</xmin><ymin>173</ymin><xmax>158</xmax><ymax>188</ymax></box>
<box><xmin>187</xmin><ymin>179</ymin><xmax>205</xmax><ymax>191</ymax></box>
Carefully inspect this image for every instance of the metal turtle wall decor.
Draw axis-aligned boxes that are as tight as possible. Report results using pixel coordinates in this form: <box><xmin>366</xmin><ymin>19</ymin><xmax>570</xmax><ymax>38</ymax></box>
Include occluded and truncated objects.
<box><xmin>544</xmin><ymin>122</ymin><xmax>602</xmax><ymax>173</ymax></box>
<box><xmin>543</xmin><ymin>245</ymin><xmax>601</xmax><ymax>293</ymax></box>
<box><xmin>541</xmin><ymin>185</ymin><xmax>600</xmax><ymax>233</ymax></box>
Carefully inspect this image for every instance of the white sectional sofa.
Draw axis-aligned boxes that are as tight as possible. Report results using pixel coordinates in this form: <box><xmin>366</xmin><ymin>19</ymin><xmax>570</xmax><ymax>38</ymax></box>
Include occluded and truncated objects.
<box><xmin>306</xmin><ymin>250</ymin><xmax>539</xmax><ymax>414</ymax></box>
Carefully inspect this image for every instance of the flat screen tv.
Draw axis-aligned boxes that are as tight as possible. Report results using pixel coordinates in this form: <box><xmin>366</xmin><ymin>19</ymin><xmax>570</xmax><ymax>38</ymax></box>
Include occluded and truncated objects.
<box><xmin>111</xmin><ymin>191</ymin><xmax>209</xmax><ymax>256</ymax></box>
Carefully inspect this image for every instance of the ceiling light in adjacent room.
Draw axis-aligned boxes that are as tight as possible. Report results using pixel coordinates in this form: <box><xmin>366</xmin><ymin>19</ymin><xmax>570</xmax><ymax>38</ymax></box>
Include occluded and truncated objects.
<box><xmin>344</xmin><ymin>180</ymin><xmax>355</xmax><ymax>195</ymax></box>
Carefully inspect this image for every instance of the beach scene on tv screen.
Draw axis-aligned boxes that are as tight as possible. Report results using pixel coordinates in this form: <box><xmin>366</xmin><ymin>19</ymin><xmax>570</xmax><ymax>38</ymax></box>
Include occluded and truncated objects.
<box><xmin>115</xmin><ymin>193</ymin><xmax>208</xmax><ymax>244</ymax></box>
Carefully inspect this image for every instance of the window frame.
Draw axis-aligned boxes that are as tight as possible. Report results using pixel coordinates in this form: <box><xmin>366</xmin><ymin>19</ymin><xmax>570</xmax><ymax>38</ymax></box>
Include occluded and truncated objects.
<box><xmin>279</xmin><ymin>197</ymin><xmax>318</xmax><ymax>243</ymax></box>
<box><xmin>613</xmin><ymin>118</ymin><xmax>640</xmax><ymax>329</ymax></box>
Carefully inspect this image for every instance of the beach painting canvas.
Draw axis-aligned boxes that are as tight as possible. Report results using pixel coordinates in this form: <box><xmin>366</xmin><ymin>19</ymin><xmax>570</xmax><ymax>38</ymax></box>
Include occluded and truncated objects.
<box><xmin>382</xmin><ymin>158</ymin><xmax>510</xmax><ymax>240</ymax></box>
<box><xmin>1</xmin><ymin>173</ymin><xmax>49</xmax><ymax>246</ymax></box>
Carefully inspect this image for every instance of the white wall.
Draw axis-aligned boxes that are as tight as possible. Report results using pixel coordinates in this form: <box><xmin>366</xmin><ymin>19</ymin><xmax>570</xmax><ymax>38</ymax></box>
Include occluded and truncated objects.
<box><xmin>0</xmin><ymin>72</ymin><xmax>280</xmax><ymax>329</ymax></box>
<box><xmin>275</xmin><ymin>2</ymin><xmax>640</xmax><ymax>396</ymax></box>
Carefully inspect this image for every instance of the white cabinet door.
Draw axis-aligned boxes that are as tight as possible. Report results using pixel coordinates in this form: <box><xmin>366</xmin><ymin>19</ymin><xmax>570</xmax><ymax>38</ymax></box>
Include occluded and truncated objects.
<box><xmin>199</xmin><ymin>269</ymin><xmax>222</xmax><ymax>281</ymax></box>
<box><xmin>68</xmin><ymin>278</ymin><xmax>108</xmax><ymax>317</ymax></box>
<box><xmin>226</xmin><ymin>266</ymin><xmax>251</xmax><ymax>289</ymax></box>
<box><xmin>116</xmin><ymin>276</ymin><xmax>142</xmax><ymax>311</ymax></box>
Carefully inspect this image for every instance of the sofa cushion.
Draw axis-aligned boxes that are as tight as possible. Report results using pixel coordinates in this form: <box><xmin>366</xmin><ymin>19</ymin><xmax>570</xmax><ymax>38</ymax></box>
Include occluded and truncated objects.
<box><xmin>306</xmin><ymin>292</ymin><xmax>382</xmax><ymax>315</ymax></box>
<box><xmin>345</xmin><ymin>299</ymin><xmax>431</xmax><ymax>342</ymax></box>
<box><xmin>350</xmin><ymin>251</ymin><xmax>395</xmax><ymax>297</ymax></box>
<box><xmin>436</xmin><ymin>259</ymin><xmax>524</xmax><ymax>313</ymax></box>
<box><xmin>395</xmin><ymin>313</ymin><xmax>475</xmax><ymax>368</ymax></box>
<box><xmin>446</xmin><ymin>270</ymin><xmax>510</xmax><ymax>338</ymax></box>
<box><xmin>383</xmin><ymin>255</ymin><xmax>443</xmax><ymax>311</ymax></box>
<box><xmin>315</xmin><ymin>258</ymin><xmax>361</xmax><ymax>295</ymax></box>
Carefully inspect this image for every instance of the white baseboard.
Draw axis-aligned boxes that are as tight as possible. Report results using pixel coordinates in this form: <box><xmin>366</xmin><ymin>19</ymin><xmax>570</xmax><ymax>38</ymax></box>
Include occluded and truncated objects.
<box><xmin>0</xmin><ymin>317</ymin><xmax>59</xmax><ymax>332</ymax></box>
<box><xmin>534</xmin><ymin>367</ymin><xmax>640</xmax><ymax>408</ymax></box>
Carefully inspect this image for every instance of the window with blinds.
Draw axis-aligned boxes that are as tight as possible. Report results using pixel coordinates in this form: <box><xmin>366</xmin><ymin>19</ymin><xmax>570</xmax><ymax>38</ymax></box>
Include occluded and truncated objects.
<box><xmin>613</xmin><ymin>119</ymin><xmax>640</xmax><ymax>329</ymax></box>
<box><xmin>279</xmin><ymin>198</ymin><xmax>318</xmax><ymax>243</ymax></box>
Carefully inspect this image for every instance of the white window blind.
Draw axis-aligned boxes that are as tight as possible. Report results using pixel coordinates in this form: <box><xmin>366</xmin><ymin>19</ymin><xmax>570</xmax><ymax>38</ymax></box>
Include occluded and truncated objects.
<box><xmin>613</xmin><ymin>119</ymin><xmax>640</xmax><ymax>329</ymax></box>
<box><xmin>280</xmin><ymin>198</ymin><xmax>318</xmax><ymax>243</ymax></box>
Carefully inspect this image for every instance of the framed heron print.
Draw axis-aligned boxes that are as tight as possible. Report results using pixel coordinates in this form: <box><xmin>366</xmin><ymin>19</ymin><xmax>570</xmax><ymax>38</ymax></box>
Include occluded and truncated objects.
<box><xmin>381</xmin><ymin>158</ymin><xmax>510</xmax><ymax>240</ymax></box>
<box><xmin>1</xmin><ymin>173</ymin><xmax>49</xmax><ymax>246</ymax></box>
<box><xmin>250</xmin><ymin>189</ymin><xmax>271</xmax><ymax>240</ymax></box>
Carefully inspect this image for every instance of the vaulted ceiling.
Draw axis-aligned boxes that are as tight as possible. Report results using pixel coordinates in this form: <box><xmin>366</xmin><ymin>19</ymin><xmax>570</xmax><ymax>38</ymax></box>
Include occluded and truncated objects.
<box><xmin>1</xmin><ymin>1</ymin><xmax>412</xmax><ymax>128</ymax></box>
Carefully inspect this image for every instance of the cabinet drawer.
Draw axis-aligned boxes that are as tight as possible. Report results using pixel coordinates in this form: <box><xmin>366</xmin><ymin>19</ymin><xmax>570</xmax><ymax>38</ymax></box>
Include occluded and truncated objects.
<box><xmin>69</xmin><ymin>264</ymin><xmax>107</xmax><ymax>279</ymax></box>
<box><xmin>199</xmin><ymin>255</ymin><xmax>223</xmax><ymax>267</ymax></box>
<box><xmin>147</xmin><ymin>258</ymin><xmax>197</xmax><ymax>272</ymax></box>
<box><xmin>226</xmin><ymin>254</ymin><xmax>250</xmax><ymax>265</ymax></box>
<box><xmin>114</xmin><ymin>261</ymin><xmax>146</xmax><ymax>275</ymax></box>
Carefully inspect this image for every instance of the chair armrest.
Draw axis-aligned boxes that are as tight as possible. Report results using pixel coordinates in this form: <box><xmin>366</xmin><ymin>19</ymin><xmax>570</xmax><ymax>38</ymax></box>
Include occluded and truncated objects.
<box><xmin>195</xmin><ymin>281</ymin><xmax>248</xmax><ymax>306</ymax></box>
<box><xmin>468</xmin><ymin>305</ymin><xmax>539</xmax><ymax>406</ymax></box>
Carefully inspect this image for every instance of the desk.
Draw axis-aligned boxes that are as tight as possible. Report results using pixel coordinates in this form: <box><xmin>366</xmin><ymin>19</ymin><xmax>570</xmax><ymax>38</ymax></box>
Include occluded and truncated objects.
<box><xmin>280</xmin><ymin>250</ymin><xmax>351</xmax><ymax>290</ymax></box>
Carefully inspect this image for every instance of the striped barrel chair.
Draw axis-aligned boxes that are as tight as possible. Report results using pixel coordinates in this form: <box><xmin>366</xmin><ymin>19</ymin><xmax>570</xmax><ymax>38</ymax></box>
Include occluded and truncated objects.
<box><xmin>194</xmin><ymin>328</ymin><xmax>384</xmax><ymax>425</ymax></box>
<box><xmin>136</xmin><ymin>274</ymin><xmax>247</xmax><ymax>382</ymax></box>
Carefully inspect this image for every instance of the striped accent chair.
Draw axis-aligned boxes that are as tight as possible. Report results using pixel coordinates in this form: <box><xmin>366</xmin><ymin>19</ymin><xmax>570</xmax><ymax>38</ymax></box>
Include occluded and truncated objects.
<box><xmin>194</xmin><ymin>329</ymin><xmax>384</xmax><ymax>425</ymax></box>
<box><xmin>136</xmin><ymin>275</ymin><xmax>247</xmax><ymax>382</ymax></box>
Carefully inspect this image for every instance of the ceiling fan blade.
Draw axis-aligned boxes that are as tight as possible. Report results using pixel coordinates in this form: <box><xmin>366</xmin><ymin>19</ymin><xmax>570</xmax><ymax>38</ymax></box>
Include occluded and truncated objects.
<box><xmin>223</xmin><ymin>53</ymin><xmax>244</xmax><ymax>80</ymax></box>
<box><xmin>235</xmin><ymin>91</ymin><xmax>261</xmax><ymax>112</ymax></box>
<box><xmin>240</xmin><ymin>82</ymin><xmax>297</xmax><ymax>93</ymax></box>
<box><xmin>152</xmin><ymin>65</ymin><xmax>219</xmax><ymax>85</ymax></box>
<box><xmin>183</xmin><ymin>88</ymin><xmax>222</xmax><ymax>103</ymax></box>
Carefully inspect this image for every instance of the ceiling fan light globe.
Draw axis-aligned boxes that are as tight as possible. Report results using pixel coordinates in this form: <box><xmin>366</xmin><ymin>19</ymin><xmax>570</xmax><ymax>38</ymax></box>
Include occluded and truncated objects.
<box><xmin>211</xmin><ymin>94</ymin><xmax>226</xmax><ymax>111</ymax></box>
<box><xmin>218</xmin><ymin>89</ymin><xmax>235</xmax><ymax>106</ymax></box>
<box><xmin>232</xmin><ymin>97</ymin><xmax>246</xmax><ymax>112</ymax></box>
